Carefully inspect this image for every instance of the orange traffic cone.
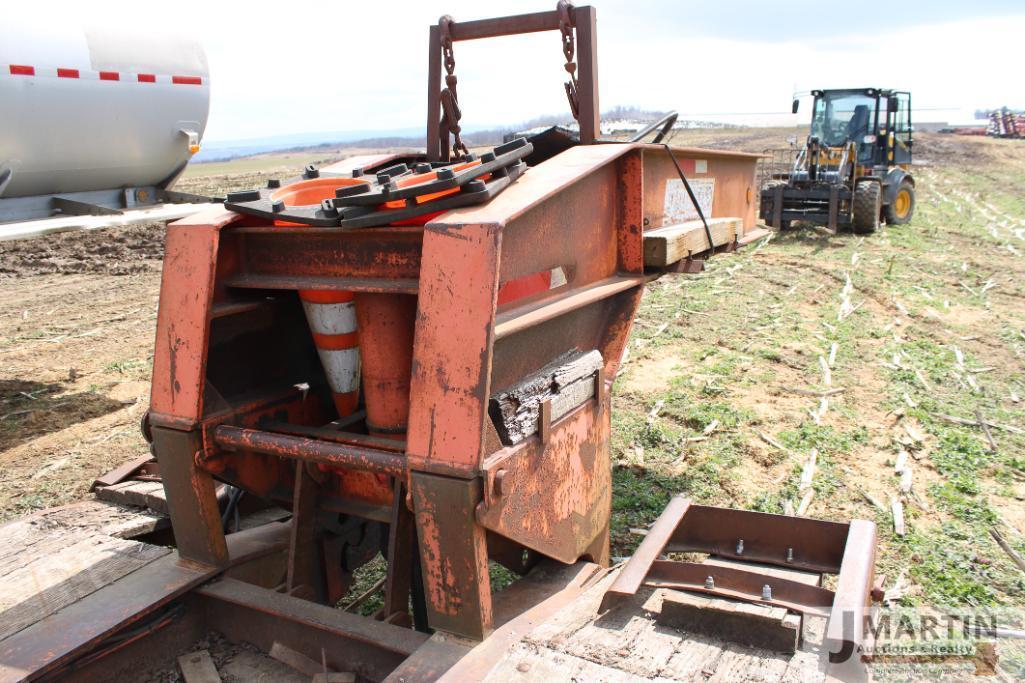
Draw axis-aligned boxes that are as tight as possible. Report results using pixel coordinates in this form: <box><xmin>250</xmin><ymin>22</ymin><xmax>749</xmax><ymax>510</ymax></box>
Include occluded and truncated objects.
<box><xmin>299</xmin><ymin>289</ymin><xmax>361</xmax><ymax>417</ymax></box>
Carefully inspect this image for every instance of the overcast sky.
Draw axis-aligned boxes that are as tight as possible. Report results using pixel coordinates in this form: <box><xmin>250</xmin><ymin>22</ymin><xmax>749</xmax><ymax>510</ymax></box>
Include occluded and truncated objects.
<box><xmin>12</xmin><ymin>1</ymin><xmax>1025</xmax><ymax>142</ymax></box>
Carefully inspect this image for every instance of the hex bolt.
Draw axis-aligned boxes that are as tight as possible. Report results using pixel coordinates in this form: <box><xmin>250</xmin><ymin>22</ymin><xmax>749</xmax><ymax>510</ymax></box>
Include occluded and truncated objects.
<box><xmin>704</xmin><ymin>576</ymin><xmax>715</xmax><ymax>590</ymax></box>
<box><xmin>481</xmin><ymin>151</ymin><xmax>496</xmax><ymax>163</ymax></box>
<box><xmin>376</xmin><ymin>172</ymin><xmax>391</xmax><ymax>185</ymax></box>
<box><xmin>303</xmin><ymin>164</ymin><xmax>319</xmax><ymax>179</ymax></box>
<box><xmin>786</xmin><ymin>547</ymin><xmax>794</xmax><ymax>563</ymax></box>
<box><xmin>415</xmin><ymin>163</ymin><xmax>431</xmax><ymax>174</ymax></box>
<box><xmin>736</xmin><ymin>539</ymin><xmax>744</xmax><ymax>555</ymax></box>
<box><xmin>465</xmin><ymin>179</ymin><xmax>486</xmax><ymax>193</ymax></box>
<box><xmin>437</xmin><ymin>168</ymin><xmax>455</xmax><ymax>180</ymax></box>
<box><xmin>271</xmin><ymin>199</ymin><xmax>285</xmax><ymax>213</ymax></box>
<box><xmin>351</xmin><ymin>167</ymin><xmax>364</xmax><ymax>178</ymax></box>
<box><xmin>494</xmin><ymin>469</ymin><xmax>508</xmax><ymax>496</ymax></box>
<box><xmin>762</xmin><ymin>584</ymin><xmax>772</xmax><ymax>601</ymax></box>
<box><xmin>267</xmin><ymin>178</ymin><xmax>281</xmax><ymax>189</ymax></box>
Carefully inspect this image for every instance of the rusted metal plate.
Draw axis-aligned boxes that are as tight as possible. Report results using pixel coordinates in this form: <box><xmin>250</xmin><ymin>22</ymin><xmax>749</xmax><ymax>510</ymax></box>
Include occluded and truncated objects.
<box><xmin>221</xmin><ymin>227</ymin><xmax>424</xmax><ymax>292</ymax></box>
<box><xmin>410</xmin><ymin>472</ymin><xmax>492</xmax><ymax>640</ymax></box>
<box><xmin>405</xmin><ymin>222</ymin><xmax>501</xmax><ymax>476</ymax></box>
<box><xmin>644</xmin><ymin>560</ymin><xmax>834</xmax><ymax>618</ymax></box>
<box><xmin>602</xmin><ymin>495</ymin><xmax>691</xmax><ymax>609</ymax></box>
<box><xmin>668</xmin><ymin>505</ymin><xmax>851</xmax><ymax>573</ymax></box>
<box><xmin>149</xmin><ymin>208</ymin><xmax>241</xmax><ymax>423</ymax></box>
<box><xmin>475</xmin><ymin>401</ymin><xmax>610</xmax><ymax>565</ymax></box>
<box><xmin>90</xmin><ymin>453</ymin><xmax>156</xmax><ymax>491</ymax></box>
<box><xmin>639</xmin><ymin>145</ymin><xmax>761</xmax><ymax>233</ymax></box>
<box><xmin>151</xmin><ymin>426</ymin><xmax>228</xmax><ymax>567</ymax></box>
<box><xmin>825</xmin><ymin>519</ymin><xmax>877</xmax><ymax>663</ymax></box>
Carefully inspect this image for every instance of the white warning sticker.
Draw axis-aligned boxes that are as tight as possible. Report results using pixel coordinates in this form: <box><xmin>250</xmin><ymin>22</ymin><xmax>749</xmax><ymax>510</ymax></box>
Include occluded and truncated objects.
<box><xmin>664</xmin><ymin>177</ymin><xmax>715</xmax><ymax>224</ymax></box>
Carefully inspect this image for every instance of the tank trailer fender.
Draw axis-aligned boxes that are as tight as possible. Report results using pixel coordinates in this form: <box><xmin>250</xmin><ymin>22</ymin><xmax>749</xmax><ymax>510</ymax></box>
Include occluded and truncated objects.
<box><xmin>882</xmin><ymin>168</ymin><xmax>914</xmax><ymax>206</ymax></box>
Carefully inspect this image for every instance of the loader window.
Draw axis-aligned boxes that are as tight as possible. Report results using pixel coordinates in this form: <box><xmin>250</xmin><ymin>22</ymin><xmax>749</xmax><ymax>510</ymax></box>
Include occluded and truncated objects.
<box><xmin>810</xmin><ymin>92</ymin><xmax>877</xmax><ymax>147</ymax></box>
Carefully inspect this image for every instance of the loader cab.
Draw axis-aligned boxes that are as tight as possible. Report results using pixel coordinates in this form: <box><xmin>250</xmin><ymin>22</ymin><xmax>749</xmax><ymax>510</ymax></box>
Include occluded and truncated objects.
<box><xmin>805</xmin><ymin>88</ymin><xmax>912</xmax><ymax>167</ymax></box>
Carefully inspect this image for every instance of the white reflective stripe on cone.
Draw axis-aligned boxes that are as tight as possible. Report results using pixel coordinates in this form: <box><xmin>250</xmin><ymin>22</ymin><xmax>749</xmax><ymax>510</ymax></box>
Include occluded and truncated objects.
<box><xmin>316</xmin><ymin>347</ymin><xmax>360</xmax><ymax>394</ymax></box>
<box><xmin>302</xmin><ymin>300</ymin><xmax>357</xmax><ymax>335</ymax></box>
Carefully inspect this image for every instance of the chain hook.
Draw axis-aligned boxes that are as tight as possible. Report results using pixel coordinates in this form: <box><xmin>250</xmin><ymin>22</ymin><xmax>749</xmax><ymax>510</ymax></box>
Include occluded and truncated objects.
<box><xmin>556</xmin><ymin>1</ymin><xmax>580</xmax><ymax>121</ymax></box>
<box><xmin>437</xmin><ymin>15</ymin><xmax>468</xmax><ymax>160</ymax></box>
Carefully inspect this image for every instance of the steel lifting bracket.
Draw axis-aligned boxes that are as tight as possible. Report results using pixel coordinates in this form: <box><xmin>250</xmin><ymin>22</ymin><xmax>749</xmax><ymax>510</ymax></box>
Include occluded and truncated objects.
<box><xmin>601</xmin><ymin>496</ymin><xmax>880</xmax><ymax>663</ymax></box>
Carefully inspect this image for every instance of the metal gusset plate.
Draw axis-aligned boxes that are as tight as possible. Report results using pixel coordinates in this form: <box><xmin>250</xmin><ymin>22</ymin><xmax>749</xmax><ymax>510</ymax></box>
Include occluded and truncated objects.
<box><xmin>333</xmin><ymin>137</ymin><xmax>532</xmax><ymax>207</ymax></box>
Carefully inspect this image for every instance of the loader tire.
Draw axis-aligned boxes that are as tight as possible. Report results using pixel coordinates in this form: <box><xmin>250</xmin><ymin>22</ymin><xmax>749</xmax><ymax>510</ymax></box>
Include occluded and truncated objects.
<box><xmin>884</xmin><ymin>180</ymin><xmax>915</xmax><ymax>225</ymax></box>
<box><xmin>852</xmin><ymin>180</ymin><xmax>881</xmax><ymax>234</ymax></box>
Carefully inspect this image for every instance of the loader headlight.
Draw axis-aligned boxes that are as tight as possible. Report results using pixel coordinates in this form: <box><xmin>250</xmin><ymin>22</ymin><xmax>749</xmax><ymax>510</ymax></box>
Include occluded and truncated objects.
<box><xmin>863</xmin><ymin>135</ymin><xmax>877</xmax><ymax>144</ymax></box>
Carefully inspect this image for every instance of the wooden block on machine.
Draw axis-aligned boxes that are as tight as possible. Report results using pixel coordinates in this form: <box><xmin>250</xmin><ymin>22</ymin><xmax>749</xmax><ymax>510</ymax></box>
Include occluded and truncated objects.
<box><xmin>643</xmin><ymin>217</ymin><xmax>742</xmax><ymax>267</ymax></box>
<box><xmin>655</xmin><ymin>555</ymin><xmax>819</xmax><ymax>655</ymax></box>
<box><xmin>489</xmin><ymin>349</ymin><xmax>603</xmax><ymax>445</ymax></box>
<box><xmin>177</xmin><ymin>650</ymin><xmax>221</xmax><ymax>683</ymax></box>
<box><xmin>657</xmin><ymin>590</ymin><xmax>801</xmax><ymax>654</ymax></box>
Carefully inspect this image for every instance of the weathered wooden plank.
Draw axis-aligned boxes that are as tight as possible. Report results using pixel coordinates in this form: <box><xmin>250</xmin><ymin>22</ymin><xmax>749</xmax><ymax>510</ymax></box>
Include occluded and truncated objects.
<box><xmin>643</xmin><ymin>217</ymin><xmax>742</xmax><ymax>266</ymax></box>
<box><xmin>0</xmin><ymin>533</ymin><xmax>169</xmax><ymax>641</ymax></box>
<box><xmin>706</xmin><ymin>643</ymin><xmax>790</xmax><ymax>683</ymax></box>
<box><xmin>524</xmin><ymin>568</ymin><xmax>618</xmax><ymax>646</ymax></box>
<box><xmin>657</xmin><ymin>590</ymin><xmax>800</xmax><ymax>654</ymax></box>
<box><xmin>178</xmin><ymin>650</ymin><xmax>221</xmax><ymax>683</ymax></box>
<box><xmin>656</xmin><ymin>634</ymin><xmax>727</xmax><ymax>680</ymax></box>
<box><xmin>485</xmin><ymin>641</ymin><xmax>645</xmax><ymax>682</ymax></box>
<box><xmin>489</xmin><ymin>350</ymin><xmax>603</xmax><ymax>445</ymax></box>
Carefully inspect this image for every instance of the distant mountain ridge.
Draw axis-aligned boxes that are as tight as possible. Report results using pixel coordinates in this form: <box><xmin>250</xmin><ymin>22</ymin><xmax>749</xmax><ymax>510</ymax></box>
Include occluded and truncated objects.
<box><xmin>193</xmin><ymin>107</ymin><xmax>747</xmax><ymax>163</ymax></box>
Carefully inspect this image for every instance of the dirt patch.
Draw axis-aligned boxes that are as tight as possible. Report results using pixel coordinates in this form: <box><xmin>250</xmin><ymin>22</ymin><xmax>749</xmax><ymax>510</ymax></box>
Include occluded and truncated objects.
<box><xmin>619</xmin><ymin>355</ymin><xmax>684</xmax><ymax>395</ymax></box>
<box><xmin>0</xmin><ymin>222</ymin><xmax>166</xmax><ymax>278</ymax></box>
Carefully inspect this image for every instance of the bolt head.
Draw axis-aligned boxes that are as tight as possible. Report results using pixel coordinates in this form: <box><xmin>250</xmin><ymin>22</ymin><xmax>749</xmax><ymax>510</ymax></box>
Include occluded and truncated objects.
<box><xmin>494</xmin><ymin>469</ymin><xmax>509</xmax><ymax>496</ymax></box>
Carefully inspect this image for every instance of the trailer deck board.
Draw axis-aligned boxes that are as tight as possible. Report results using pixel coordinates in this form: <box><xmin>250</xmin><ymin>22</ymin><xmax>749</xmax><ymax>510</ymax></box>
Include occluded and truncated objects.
<box><xmin>0</xmin><ymin>501</ymin><xmax>171</xmax><ymax>646</ymax></box>
<box><xmin>466</xmin><ymin>564</ymin><xmax>845</xmax><ymax>682</ymax></box>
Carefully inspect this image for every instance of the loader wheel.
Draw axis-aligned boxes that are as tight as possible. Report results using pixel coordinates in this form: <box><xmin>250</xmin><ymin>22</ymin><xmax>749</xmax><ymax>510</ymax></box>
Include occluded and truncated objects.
<box><xmin>852</xmin><ymin>180</ymin><xmax>881</xmax><ymax>234</ymax></box>
<box><xmin>885</xmin><ymin>181</ymin><xmax>915</xmax><ymax>225</ymax></box>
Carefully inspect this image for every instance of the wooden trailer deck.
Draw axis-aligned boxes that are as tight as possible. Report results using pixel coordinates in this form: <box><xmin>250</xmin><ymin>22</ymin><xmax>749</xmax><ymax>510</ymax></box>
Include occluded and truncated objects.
<box><xmin>0</xmin><ymin>499</ymin><xmax>859</xmax><ymax>683</ymax></box>
<box><xmin>422</xmin><ymin>562</ymin><xmax>852</xmax><ymax>683</ymax></box>
<box><xmin>0</xmin><ymin>500</ymin><xmax>170</xmax><ymax>650</ymax></box>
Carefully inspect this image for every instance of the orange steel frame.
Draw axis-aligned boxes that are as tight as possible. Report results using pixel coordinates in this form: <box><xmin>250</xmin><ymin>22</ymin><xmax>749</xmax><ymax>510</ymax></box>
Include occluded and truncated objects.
<box><xmin>148</xmin><ymin>143</ymin><xmax>649</xmax><ymax>640</ymax></box>
<box><xmin>146</xmin><ymin>2</ymin><xmax>761</xmax><ymax>644</ymax></box>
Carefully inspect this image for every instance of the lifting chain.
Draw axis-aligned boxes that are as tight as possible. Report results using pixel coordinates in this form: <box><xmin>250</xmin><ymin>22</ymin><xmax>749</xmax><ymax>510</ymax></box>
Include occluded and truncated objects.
<box><xmin>557</xmin><ymin>0</ymin><xmax>580</xmax><ymax>121</ymax></box>
<box><xmin>438</xmin><ymin>15</ymin><xmax>468</xmax><ymax>161</ymax></box>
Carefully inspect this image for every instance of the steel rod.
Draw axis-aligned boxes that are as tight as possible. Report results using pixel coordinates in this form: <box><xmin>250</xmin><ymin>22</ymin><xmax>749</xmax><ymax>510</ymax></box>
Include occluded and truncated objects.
<box><xmin>212</xmin><ymin>425</ymin><xmax>406</xmax><ymax>477</ymax></box>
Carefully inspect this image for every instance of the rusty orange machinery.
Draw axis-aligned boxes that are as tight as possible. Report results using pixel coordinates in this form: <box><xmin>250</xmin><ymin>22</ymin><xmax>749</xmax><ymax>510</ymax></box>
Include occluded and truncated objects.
<box><xmin>145</xmin><ymin>138</ymin><xmax>763</xmax><ymax>640</ymax></box>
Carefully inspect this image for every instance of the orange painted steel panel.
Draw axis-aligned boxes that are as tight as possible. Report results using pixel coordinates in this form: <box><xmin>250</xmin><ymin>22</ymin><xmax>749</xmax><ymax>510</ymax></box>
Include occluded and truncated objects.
<box><xmin>476</xmin><ymin>398</ymin><xmax>611</xmax><ymax>564</ymax></box>
<box><xmin>150</xmin><ymin>207</ymin><xmax>244</xmax><ymax>423</ymax></box>
<box><xmin>405</xmin><ymin>222</ymin><xmax>502</xmax><ymax>476</ymax></box>
<box><xmin>640</xmin><ymin>145</ymin><xmax>760</xmax><ymax>233</ymax></box>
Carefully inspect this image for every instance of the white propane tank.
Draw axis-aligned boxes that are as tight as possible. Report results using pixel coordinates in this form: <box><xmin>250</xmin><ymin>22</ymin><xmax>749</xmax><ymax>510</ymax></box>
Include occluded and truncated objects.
<box><xmin>0</xmin><ymin>18</ymin><xmax>209</xmax><ymax>201</ymax></box>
